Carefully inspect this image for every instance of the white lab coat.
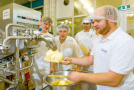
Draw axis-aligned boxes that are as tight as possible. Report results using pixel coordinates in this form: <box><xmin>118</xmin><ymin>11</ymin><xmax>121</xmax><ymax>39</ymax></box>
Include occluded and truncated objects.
<box><xmin>75</xmin><ymin>29</ymin><xmax>97</xmax><ymax>53</ymax></box>
<box><xmin>75</xmin><ymin>29</ymin><xmax>96</xmax><ymax>71</ymax></box>
<box><xmin>31</xmin><ymin>31</ymin><xmax>54</xmax><ymax>89</ymax></box>
<box><xmin>55</xmin><ymin>36</ymin><xmax>84</xmax><ymax>71</ymax></box>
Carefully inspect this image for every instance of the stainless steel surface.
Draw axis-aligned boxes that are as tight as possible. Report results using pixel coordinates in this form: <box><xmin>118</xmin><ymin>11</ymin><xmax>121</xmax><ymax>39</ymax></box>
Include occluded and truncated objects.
<box><xmin>19</xmin><ymin>56</ymin><xmax>34</xmax><ymax>71</ymax></box>
<box><xmin>43</xmin><ymin>82</ymin><xmax>97</xmax><ymax>90</ymax></box>
<box><xmin>19</xmin><ymin>57</ymin><xmax>25</xmax><ymax>84</ymax></box>
<box><xmin>43</xmin><ymin>71</ymin><xmax>96</xmax><ymax>90</ymax></box>
<box><xmin>38</xmin><ymin>34</ymin><xmax>57</xmax><ymax>51</ymax></box>
<box><xmin>15</xmin><ymin>38</ymin><xmax>19</xmax><ymax>85</ymax></box>
<box><xmin>5</xmin><ymin>23</ymin><xmax>26</xmax><ymax>37</ymax></box>
<box><xmin>0</xmin><ymin>3</ymin><xmax>43</xmax><ymax>89</ymax></box>
<box><xmin>75</xmin><ymin>81</ymin><xmax>96</xmax><ymax>90</ymax></box>
<box><xmin>0</xmin><ymin>23</ymin><xmax>57</xmax><ymax>89</ymax></box>
<box><xmin>0</xmin><ymin>76</ymin><xmax>14</xmax><ymax>85</ymax></box>
<box><xmin>44</xmin><ymin>71</ymin><xmax>76</xmax><ymax>90</ymax></box>
<box><xmin>0</xmin><ymin>3</ymin><xmax>41</xmax><ymax>31</ymax></box>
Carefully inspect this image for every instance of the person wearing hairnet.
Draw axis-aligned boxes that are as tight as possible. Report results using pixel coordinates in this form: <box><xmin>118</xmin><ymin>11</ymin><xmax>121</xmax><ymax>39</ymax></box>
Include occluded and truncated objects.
<box><xmin>31</xmin><ymin>16</ymin><xmax>55</xmax><ymax>89</ymax></box>
<box><xmin>75</xmin><ymin>17</ymin><xmax>96</xmax><ymax>72</ymax></box>
<box><xmin>62</xmin><ymin>5</ymin><xmax>134</xmax><ymax>90</ymax></box>
<box><xmin>53</xmin><ymin>24</ymin><xmax>83</xmax><ymax>72</ymax></box>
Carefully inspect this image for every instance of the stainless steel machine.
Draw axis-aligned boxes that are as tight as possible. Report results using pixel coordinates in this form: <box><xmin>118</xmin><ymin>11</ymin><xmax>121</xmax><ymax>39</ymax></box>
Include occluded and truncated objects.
<box><xmin>0</xmin><ymin>3</ymin><xmax>57</xmax><ymax>90</ymax></box>
<box><xmin>0</xmin><ymin>23</ymin><xmax>57</xmax><ymax>90</ymax></box>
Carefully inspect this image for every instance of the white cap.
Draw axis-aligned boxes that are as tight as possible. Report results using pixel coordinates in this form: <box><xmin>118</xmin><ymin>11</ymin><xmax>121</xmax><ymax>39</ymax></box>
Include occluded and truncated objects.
<box><xmin>82</xmin><ymin>17</ymin><xmax>91</xmax><ymax>24</ymax></box>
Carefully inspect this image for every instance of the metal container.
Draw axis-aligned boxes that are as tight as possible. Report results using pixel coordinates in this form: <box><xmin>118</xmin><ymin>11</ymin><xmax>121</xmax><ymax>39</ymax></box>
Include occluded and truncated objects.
<box><xmin>44</xmin><ymin>71</ymin><xmax>76</xmax><ymax>90</ymax></box>
<box><xmin>43</xmin><ymin>71</ymin><xmax>96</xmax><ymax>90</ymax></box>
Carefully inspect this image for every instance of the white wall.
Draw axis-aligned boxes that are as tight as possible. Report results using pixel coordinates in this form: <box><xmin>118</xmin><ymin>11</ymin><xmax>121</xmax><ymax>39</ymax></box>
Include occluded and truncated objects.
<box><xmin>56</xmin><ymin>0</ymin><xmax>74</xmax><ymax>19</ymax></box>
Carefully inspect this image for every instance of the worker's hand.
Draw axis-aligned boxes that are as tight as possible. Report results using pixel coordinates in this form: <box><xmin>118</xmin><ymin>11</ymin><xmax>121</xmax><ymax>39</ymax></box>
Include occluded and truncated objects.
<box><xmin>62</xmin><ymin>57</ymin><xmax>71</xmax><ymax>65</ymax></box>
<box><xmin>68</xmin><ymin>71</ymin><xmax>82</xmax><ymax>83</ymax></box>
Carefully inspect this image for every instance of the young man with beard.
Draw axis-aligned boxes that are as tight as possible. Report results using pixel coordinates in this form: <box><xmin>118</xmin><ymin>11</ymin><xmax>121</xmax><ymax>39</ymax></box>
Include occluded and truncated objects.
<box><xmin>62</xmin><ymin>5</ymin><xmax>134</xmax><ymax>90</ymax></box>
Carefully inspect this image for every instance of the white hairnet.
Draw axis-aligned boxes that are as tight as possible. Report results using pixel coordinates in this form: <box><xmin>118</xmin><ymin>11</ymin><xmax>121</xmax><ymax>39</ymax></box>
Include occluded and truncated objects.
<box><xmin>82</xmin><ymin>17</ymin><xmax>91</xmax><ymax>24</ymax></box>
<box><xmin>57</xmin><ymin>24</ymin><xmax>70</xmax><ymax>33</ymax></box>
<box><xmin>92</xmin><ymin>5</ymin><xmax>120</xmax><ymax>23</ymax></box>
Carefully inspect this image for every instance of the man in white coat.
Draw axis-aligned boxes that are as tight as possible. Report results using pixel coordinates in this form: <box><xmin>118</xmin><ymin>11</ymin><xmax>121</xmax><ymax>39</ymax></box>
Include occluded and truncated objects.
<box><xmin>75</xmin><ymin>17</ymin><xmax>96</xmax><ymax>71</ymax></box>
<box><xmin>63</xmin><ymin>5</ymin><xmax>134</xmax><ymax>90</ymax></box>
<box><xmin>54</xmin><ymin>24</ymin><xmax>84</xmax><ymax>71</ymax></box>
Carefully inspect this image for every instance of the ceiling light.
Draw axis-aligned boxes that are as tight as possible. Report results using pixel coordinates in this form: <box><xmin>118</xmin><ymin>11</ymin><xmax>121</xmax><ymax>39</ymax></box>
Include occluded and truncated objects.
<box><xmin>69</xmin><ymin>21</ymin><xmax>72</xmax><ymax>24</ymax></box>
<box><xmin>65</xmin><ymin>20</ymin><xmax>68</xmax><ymax>23</ymax></box>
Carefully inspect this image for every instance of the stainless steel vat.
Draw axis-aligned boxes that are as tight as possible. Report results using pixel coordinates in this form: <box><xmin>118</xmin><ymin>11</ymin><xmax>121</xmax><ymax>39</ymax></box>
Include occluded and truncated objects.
<box><xmin>43</xmin><ymin>71</ymin><xmax>97</xmax><ymax>90</ymax></box>
<box><xmin>44</xmin><ymin>71</ymin><xmax>76</xmax><ymax>90</ymax></box>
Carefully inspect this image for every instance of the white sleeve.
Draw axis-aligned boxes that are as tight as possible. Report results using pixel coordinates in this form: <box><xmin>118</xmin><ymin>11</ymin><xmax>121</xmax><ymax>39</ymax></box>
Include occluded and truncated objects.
<box><xmin>110</xmin><ymin>40</ymin><xmax>134</xmax><ymax>74</ymax></box>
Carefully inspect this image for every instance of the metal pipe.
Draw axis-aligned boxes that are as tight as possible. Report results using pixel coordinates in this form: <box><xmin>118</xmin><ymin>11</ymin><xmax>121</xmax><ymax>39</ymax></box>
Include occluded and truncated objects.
<box><xmin>0</xmin><ymin>76</ymin><xmax>14</xmax><ymax>84</ymax></box>
<box><xmin>5</xmin><ymin>70</ymin><xmax>16</xmax><ymax>74</ymax></box>
<box><xmin>19</xmin><ymin>57</ymin><xmax>25</xmax><ymax>84</ymax></box>
<box><xmin>3</xmin><ymin>36</ymin><xmax>32</xmax><ymax>46</ymax></box>
<box><xmin>0</xmin><ymin>67</ymin><xmax>16</xmax><ymax>74</ymax></box>
<box><xmin>6</xmin><ymin>85</ymin><xmax>16</xmax><ymax>90</ymax></box>
<box><xmin>15</xmin><ymin>38</ymin><xmax>19</xmax><ymax>85</ymax></box>
<box><xmin>38</xmin><ymin>35</ymin><xmax>57</xmax><ymax>51</ymax></box>
<box><xmin>5</xmin><ymin>23</ymin><xmax>26</xmax><ymax>38</ymax></box>
<box><xmin>2</xmin><ymin>35</ymin><xmax>57</xmax><ymax>51</ymax></box>
<box><xmin>19</xmin><ymin>56</ymin><xmax>33</xmax><ymax>71</ymax></box>
<box><xmin>0</xmin><ymin>67</ymin><xmax>6</xmax><ymax>76</ymax></box>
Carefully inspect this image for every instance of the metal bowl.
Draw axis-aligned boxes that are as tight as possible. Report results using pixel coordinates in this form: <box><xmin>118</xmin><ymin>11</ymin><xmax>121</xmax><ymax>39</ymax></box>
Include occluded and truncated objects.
<box><xmin>44</xmin><ymin>71</ymin><xmax>76</xmax><ymax>90</ymax></box>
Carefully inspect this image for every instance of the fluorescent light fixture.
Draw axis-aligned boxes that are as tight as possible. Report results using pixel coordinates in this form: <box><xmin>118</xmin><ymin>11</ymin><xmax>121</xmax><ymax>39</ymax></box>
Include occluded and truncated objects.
<box><xmin>80</xmin><ymin>0</ymin><xmax>94</xmax><ymax>13</ymax></box>
<box><xmin>60</xmin><ymin>21</ymin><xmax>64</xmax><ymax>24</ymax></box>
<box><xmin>69</xmin><ymin>21</ymin><xmax>72</xmax><ymax>23</ymax></box>
<box><xmin>65</xmin><ymin>20</ymin><xmax>68</xmax><ymax>22</ymax></box>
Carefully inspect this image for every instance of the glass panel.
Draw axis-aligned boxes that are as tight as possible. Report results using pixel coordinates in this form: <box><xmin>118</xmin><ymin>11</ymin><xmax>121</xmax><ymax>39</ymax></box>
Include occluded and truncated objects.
<box><xmin>127</xmin><ymin>12</ymin><xmax>134</xmax><ymax>37</ymax></box>
<box><xmin>74</xmin><ymin>16</ymin><xmax>87</xmax><ymax>36</ymax></box>
<box><xmin>125</xmin><ymin>0</ymin><xmax>134</xmax><ymax>7</ymax></box>
<box><xmin>57</xmin><ymin>18</ymin><xmax>72</xmax><ymax>36</ymax></box>
<box><xmin>96</xmin><ymin>0</ymin><xmax>122</xmax><ymax>8</ymax></box>
<box><xmin>74</xmin><ymin>0</ymin><xmax>94</xmax><ymax>16</ymax></box>
<box><xmin>125</xmin><ymin>0</ymin><xmax>134</xmax><ymax>37</ymax></box>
